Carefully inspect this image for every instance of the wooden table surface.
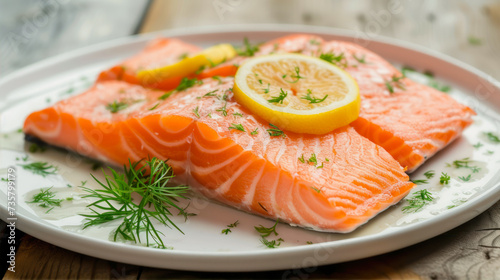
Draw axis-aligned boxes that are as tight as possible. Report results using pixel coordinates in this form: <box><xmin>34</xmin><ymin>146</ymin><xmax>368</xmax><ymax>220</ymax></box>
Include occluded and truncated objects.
<box><xmin>2</xmin><ymin>1</ymin><xmax>500</xmax><ymax>279</ymax></box>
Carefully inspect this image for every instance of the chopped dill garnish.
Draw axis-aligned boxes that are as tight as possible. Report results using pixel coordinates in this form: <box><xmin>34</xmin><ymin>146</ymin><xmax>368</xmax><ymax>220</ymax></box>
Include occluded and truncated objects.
<box><xmin>106</xmin><ymin>101</ymin><xmax>128</xmax><ymax>113</ymax></box>
<box><xmin>401</xmin><ymin>66</ymin><xmax>416</xmax><ymax>76</ymax></box>
<box><xmin>195</xmin><ymin>65</ymin><xmax>206</xmax><ymax>75</ymax></box>
<box><xmin>221</xmin><ymin>220</ymin><xmax>239</xmax><ymax>235</ymax></box>
<box><xmin>198</xmin><ymin>90</ymin><xmax>218</xmax><ymax>99</ymax></box>
<box><xmin>263</xmin><ymin>83</ymin><xmax>270</xmax><ymax>93</ymax></box>
<box><xmin>237</xmin><ymin>37</ymin><xmax>259</xmax><ymax>57</ymax></box>
<box><xmin>232</xmin><ymin>112</ymin><xmax>243</xmax><ymax>117</ymax></box>
<box><xmin>254</xmin><ymin>219</ymin><xmax>279</xmax><ymax>237</ymax></box>
<box><xmin>385</xmin><ymin>75</ymin><xmax>406</xmax><ymax>93</ymax></box>
<box><xmin>283</xmin><ymin>67</ymin><xmax>306</xmax><ymax>83</ymax></box>
<box><xmin>402</xmin><ymin>189</ymin><xmax>434</xmax><ymax>213</ymax></box>
<box><xmin>484</xmin><ymin>132</ymin><xmax>500</xmax><ymax>143</ymax></box>
<box><xmin>19</xmin><ymin>161</ymin><xmax>57</xmax><ymax>177</ymax></box>
<box><xmin>80</xmin><ymin>157</ymin><xmax>190</xmax><ymax>248</ymax></box>
<box><xmin>250</xmin><ymin>128</ymin><xmax>259</xmax><ymax>135</ymax></box>
<box><xmin>306</xmin><ymin>241</ymin><xmax>313</xmax><ymax>244</ymax></box>
<box><xmin>423</xmin><ymin>170</ymin><xmax>435</xmax><ymax>179</ymax></box>
<box><xmin>486</xmin><ymin>150</ymin><xmax>494</xmax><ymax>155</ymax></box>
<box><xmin>149</xmin><ymin>103</ymin><xmax>160</xmax><ymax>111</ymax></box>
<box><xmin>353</xmin><ymin>54</ymin><xmax>367</xmax><ymax>64</ymax></box>
<box><xmin>319</xmin><ymin>52</ymin><xmax>348</xmax><ymax>68</ymax></box>
<box><xmin>28</xmin><ymin>143</ymin><xmax>46</xmax><ymax>153</ymax></box>
<box><xmin>216</xmin><ymin>102</ymin><xmax>228</xmax><ymax>116</ymax></box>
<box><xmin>228</xmin><ymin>123</ymin><xmax>245</xmax><ymax>132</ymax></box>
<box><xmin>468</xmin><ymin>36</ymin><xmax>482</xmax><ymax>46</ymax></box>
<box><xmin>439</xmin><ymin>172</ymin><xmax>451</xmax><ymax>184</ymax></box>
<box><xmin>411</xmin><ymin>179</ymin><xmax>428</xmax><ymax>185</ymax></box>
<box><xmin>473</xmin><ymin>142</ymin><xmax>483</xmax><ymax>149</ymax></box>
<box><xmin>446</xmin><ymin>157</ymin><xmax>481</xmax><ymax>173</ymax></box>
<box><xmin>298</xmin><ymin>154</ymin><xmax>305</xmax><ymax>163</ymax></box>
<box><xmin>267</xmin><ymin>124</ymin><xmax>286</xmax><ymax>137</ymax></box>
<box><xmin>178</xmin><ymin>203</ymin><xmax>197</xmax><ymax>221</ymax></box>
<box><xmin>309</xmin><ymin>39</ymin><xmax>320</xmax><ymax>45</ymax></box>
<box><xmin>192</xmin><ymin>106</ymin><xmax>200</xmax><ymax>118</ymax></box>
<box><xmin>301</xmin><ymin>89</ymin><xmax>328</xmax><ymax>104</ymax></box>
<box><xmin>316</xmin><ymin>162</ymin><xmax>324</xmax><ymax>169</ymax></box>
<box><xmin>27</xmin><ymin>187</ymin><xmax>63</xmax><ymax>213</ymax></box>
<box><xmin>158</xmin><ymin>91</ymin><xmax>173</xmax><ymax>100</ymax></box>
<box><xmin>178</xmin><ymin>53</ymin><xmax>189</xmax><ymax>60</ymax></box>
<box><xmin>212</xmin><ymin>76</ymin><xmax>223</xmax><ymax>84</ymax></box>
<box><xmin>310</xmin><ymin>186</ymin><xmax>321</xmax><ymax>193</ymax></box>
<box><xmin>308</xmin><ymin>153</ymin><xmax>318</xmax><ymax>166</ymax></box>
<box><xmin>428</xmin><ymin>80</ymin><xmax>451</xmax><ymax>93</ymax></box>
<box><xmin>260</xmin><ymin>237</ymin><xmax>283</xmax><ymax>249</ymax></box>
<box><xmin>268</xmin><ymin>88</ymin><xmax>288</xmax><ymax>104</ymax></box>
<box><xmin>176</xmin><ymin>77</ymin><xmax>202</xmax><ymax>91</ymax></box>
<box><xmin>459</xmin><ymin>174</ymin><xmax>472</xmax><ymax>182</ymax></box>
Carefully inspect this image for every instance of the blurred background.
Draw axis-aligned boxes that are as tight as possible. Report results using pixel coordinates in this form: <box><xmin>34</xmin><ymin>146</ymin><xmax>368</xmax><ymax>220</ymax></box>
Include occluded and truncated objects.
<box><xmin>1</xmin><ymin>0</ymin><xmax>500</xmax><ymax>78</ymax></box>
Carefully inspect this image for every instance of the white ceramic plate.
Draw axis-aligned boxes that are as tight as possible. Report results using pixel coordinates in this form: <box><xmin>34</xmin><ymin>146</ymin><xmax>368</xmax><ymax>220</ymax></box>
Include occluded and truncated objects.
<box><xmin>1</xmin><ymin>25</ymin><xmax>500</xmax><ymax>272</ymax></box>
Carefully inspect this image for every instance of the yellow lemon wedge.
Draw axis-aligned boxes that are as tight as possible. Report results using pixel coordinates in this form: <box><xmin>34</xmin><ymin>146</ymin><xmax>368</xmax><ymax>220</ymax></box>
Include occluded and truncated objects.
<box><xmin>137</xmin><ymin>44</ymin><xmax>237</xmax><ymax>84</ymax></box>
<box><xmin>233</xmin><ymin>53</ymin><xmax>360</xmax><ymax>135</ymax></box>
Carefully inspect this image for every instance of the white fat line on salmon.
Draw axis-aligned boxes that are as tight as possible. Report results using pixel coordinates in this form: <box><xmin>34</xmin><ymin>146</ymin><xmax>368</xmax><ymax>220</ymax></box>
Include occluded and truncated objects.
<box><xmin>136</xmin><ymin>121</ymin><xmax>190</xmax><ymax>147</ymax></box>
<box><xmin>189</xmin><ymin>146</ymin><xmax>243</xmax><ymax>175</ymax></box>
<box><xmin>241</xmin><ymin>163</ymin><xmax>266</xmax><ymax>206</ymax></box>
<box><xmin>119</xmin><ymin>132</ymin><xmax>142</xmax><ymax>163</ymax></box>
<box><xmin>25</xmin><ymin>114</ymin><xmax>62</xmax><ymax>139</ymax></box>
<box><xmin>215</xmin><ymin>158</ymin><xmax>254</xmax><ymax>195</ymax></box>
<box><xmin>192</xmin><ymin>135</ymin><xmax>238</xmax><ymax>154</ymax></box>
<box><xmin>124</xmin><ymin>124</ymin><xmax>161</xmax><ymax>156</ymax></box>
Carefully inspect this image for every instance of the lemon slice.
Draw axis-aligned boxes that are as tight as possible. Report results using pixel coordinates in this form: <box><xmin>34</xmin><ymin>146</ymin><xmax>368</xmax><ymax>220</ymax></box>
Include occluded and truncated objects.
<box><xmin>137</xmin><ymin>44</ymin><xmax>237</xmax><ymax>84</ymax></box>
<box><xmin>233</xmin><ymin>53</ymin><xmax>360</xmax><ymax>134</ymax></box>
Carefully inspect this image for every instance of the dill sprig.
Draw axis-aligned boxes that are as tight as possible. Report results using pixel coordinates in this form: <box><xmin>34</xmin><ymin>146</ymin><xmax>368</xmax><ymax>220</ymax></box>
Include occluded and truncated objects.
<box><xmin>268</xmin><ymin>88</ymin><xmax>288</xmax><ymax>104</ymax></box>
<box><xmin>353</xmin><ymin>54</ymin><xmax>367</xmax><ymax>64</ymax></box>
<box><xmin>216</xmin><ymin>102</ymin><xmax>228</xmax><ymax>116</ymax></box>
<box><xmin>237</xmin><ymin>37</ymin><xmax>259</xmax><ymax>57</ymax></box>
<box><xmin>473</xmin><ymin>142</ymin><xmax>483</xmax><ymax>149</ymax></box>
<box><xmin>263</xmin><ymin>83</ymin><xmax>270</xmax><ymax>94</ymax></box>
<box><xmin>250</xmin><ymin>128</ymin><xmax>259</xmax><ymax>135</ymax></box>
<box><xmin>484</xmin><ymin>132</ymin><xmax>500</xmax><ymax>143</ymax></box>
<box><xmin>411</xmin><ymin>179</ymin><xmax>428</xmax><ymax>185</ymax></box>
<box><xmin>385</xmin><ymin>75</ymin><xmax>406</xmax><ymax>94</ymax></box>
<box><xmin>439</xmin><ymin>172</ymin><xmax>450</xmax><ymax>184</ymax></box>
<box><xmin>402</xmin><ymin>189</ymin><xmax>434</xmax><ymax>213</ymax></box>
<box><xmin>198</xmin><ymin>89</ymin><xmax>218</xmax><ymax>99</ymax></box>
<box><xmin>176</xmin><ymin>77</ymin><xmax>202</xmax><ymax>91</ymax></box>
<box><xmin>81</xmin><ymin>157</ymin><xmax>190</xmax><ymax>248</ymax></box>
<box><xmin>319</xmin><ymin>52</ymin><xmax>348</xmax><ymax>68</ymax></box>
<box><xmin>221</xmin><ymin>220</ymin><xmax>239</xmax><ymax>235</ymax></box>
<box><xmin>27</xmin><ymin>187</ymin><xmax>63</xmax><ymax>213</ymax></box>
<box><xmin>261</xmin><ymin>237</ymin><xmax>283</xmax><ymax>249</ymax></box>
<box><xmin>446</xmin><ymin>158</ymin><xmax>481</xmax><ymax>173</ymax></box>
<box><xmin>283</xmin><ymin>67</ymin><xmax>306</xmax><ymax>83</ymax></box>
<box><xmin>267</xmin><ymin>124</ymin><xmax>286</xmax><ymax>137</ymax></box>
<box><xmin>19</xmin><ymin>161</ymin><xmax>58</xmax><ymax>177</ymax></box>
<box><xmin>254</xmin><ymin>219</ymin><xmax>279</xmax><ymax>237</ymax></box>
<box><xmin>301</xmin><ymin>89</ymin><xmax>328</xmax><ymax>104</ymax></box>
<box><xmin>192</xmin><ymin>106</ymin><xmax>200</xmax><ymax>118</ymax></box>
<box><xmin>228</xmin><ymin>123</ymin><xmax>245</xmax><ymax>132</ymax></box>
<box><xmin>459</xmin><ymin>174</ymin><xmax>472</xmax><ymax>182</ymax></box>
<box><xmin>423</xmin><ymin>170</ymin><xmax>435</xmax><ymax>179</ymax></box>
<box><xmin>106</xmin><ymin>101</ymin><xmax>128</xmax><ymax>113</ymax></box>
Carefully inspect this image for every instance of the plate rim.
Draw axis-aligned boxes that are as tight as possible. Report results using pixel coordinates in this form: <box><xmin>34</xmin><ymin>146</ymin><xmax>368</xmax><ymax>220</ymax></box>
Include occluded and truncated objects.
<box><xmin>1</xmin><ymin>24</ymin><xmax>500</xmax><ymax>272</ymax></box>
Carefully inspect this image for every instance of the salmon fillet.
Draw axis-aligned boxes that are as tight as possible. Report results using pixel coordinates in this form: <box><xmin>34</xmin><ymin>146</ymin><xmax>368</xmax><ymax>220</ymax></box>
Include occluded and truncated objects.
<box><xmin>200</xmin><ymin>34</ymin><xmax>476</xmax><ymax>172</ymax></box>
<box><xmin>96</xmin><ymin>38</ymin><xmax>201</xmax><ymax>89</ymax></box>
<box><xmin>24</xmin><ymin>79</ymin><xmax>414</xmax><ymax>232</ymax></box>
